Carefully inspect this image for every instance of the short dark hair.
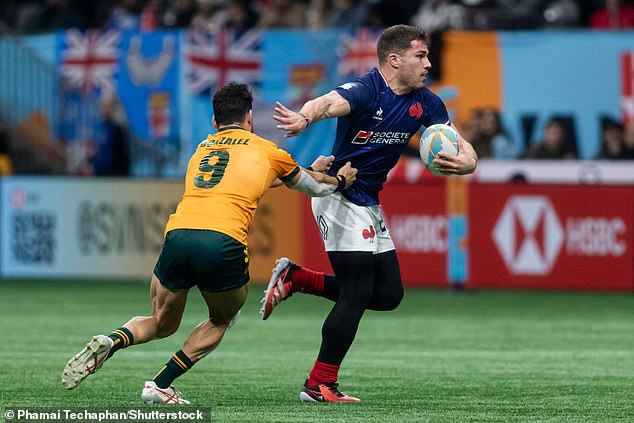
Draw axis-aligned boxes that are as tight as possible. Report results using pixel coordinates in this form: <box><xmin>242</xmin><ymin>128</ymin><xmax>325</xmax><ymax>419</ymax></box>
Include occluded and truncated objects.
<box><xmin>212</xmin><ymin>82</ymin><xmax>253</xmax><ymax>126</ymax></box>
<box><xmin>377</xmin><ymin>25</ymin><xmax>429</xmax><ymax>65</ymax></box>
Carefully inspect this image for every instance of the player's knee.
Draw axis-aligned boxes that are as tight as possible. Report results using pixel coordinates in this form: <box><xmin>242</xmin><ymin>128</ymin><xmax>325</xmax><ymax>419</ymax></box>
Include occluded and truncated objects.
<box><xmin>155</xmin><ymin>317</ymin><xmax>179</xmax><ymax>338</ymax></box>
<box><xmin>380</xmin><ymin>289</ymin><xmax>404</xmax><ymax>311</ymax></box>
<box><xmin>370</xmin><ymin>286</ymin><xmax>403</xmax><ymax>311</ymax></box>
<box><xmin>227</xmin><ymin>310</ymin><xmax>240</xmax><ymax>329</ymax></box>
<box><xmin>346</xmin><ymin>289</ymin><xmax>373</xmax><ymax>310</ymax></box>
<box><xmin>209</xmin><ymin>310</ymin><xmax>240</xmax><ymax>330</ymax></box>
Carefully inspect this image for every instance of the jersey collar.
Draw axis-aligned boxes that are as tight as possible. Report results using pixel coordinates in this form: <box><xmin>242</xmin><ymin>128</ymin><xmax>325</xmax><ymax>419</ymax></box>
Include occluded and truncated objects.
<box><xmin>217</xmin><ymin>125</ymin><xmax>247</xmax><ymax>132</ymax></box>
<box><xmin>377</xmin><ymin>68</ymin><xmax>389</xmax><ymax>88</ymax></box>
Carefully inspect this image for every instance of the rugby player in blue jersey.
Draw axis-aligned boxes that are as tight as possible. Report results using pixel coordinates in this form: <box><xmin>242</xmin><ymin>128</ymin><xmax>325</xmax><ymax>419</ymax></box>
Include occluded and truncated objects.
<box><xmin>260</xmin><ymin>24</ymin><xmax>478</xmax><ymax>402</ymax></box>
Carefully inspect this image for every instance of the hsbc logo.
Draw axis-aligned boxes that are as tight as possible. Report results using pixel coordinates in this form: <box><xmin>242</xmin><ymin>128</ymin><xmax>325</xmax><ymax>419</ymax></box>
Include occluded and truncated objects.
<box><xmin>493</xmin><ymin>196</ymin><xmax>564</xmax><ymax>275</ymax></box>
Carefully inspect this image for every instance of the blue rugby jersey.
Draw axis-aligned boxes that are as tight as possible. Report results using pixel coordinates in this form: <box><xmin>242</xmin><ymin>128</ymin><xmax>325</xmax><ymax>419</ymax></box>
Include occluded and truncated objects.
<box><xmin>331</xmin><ymin>68</ymin><xmax>450</xmax><ymax>206</ymax></box>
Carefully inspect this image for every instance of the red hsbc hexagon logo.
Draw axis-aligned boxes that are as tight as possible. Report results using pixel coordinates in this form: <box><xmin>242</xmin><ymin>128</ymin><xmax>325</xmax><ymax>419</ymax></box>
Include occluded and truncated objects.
<box><xmin>492</xmin><ymin>196</ymin><xmax>564</xmax><ymax>275</ymax></box>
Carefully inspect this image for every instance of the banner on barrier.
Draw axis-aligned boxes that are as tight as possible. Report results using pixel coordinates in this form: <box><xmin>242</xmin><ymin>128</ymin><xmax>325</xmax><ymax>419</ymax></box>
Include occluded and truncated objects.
<box><xmin>469</xmin><ymin>185</ymin><xmax>633</xmax><ymax>291</ymax></box>
<box><xmin>1</xmin><ymin>177</ymin><xmax>181</xmax><ymax>278</ymax></box>
<box><xmin>3</xmin><ymin>177</ymin><xmax>631</xmax><ymax>291</ymax></box>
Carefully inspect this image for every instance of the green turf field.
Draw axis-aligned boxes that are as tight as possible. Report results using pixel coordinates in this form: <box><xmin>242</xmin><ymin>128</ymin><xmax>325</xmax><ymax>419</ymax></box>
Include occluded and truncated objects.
<box><xmin>0</xmin><ymin>279</ymin><xmax>632</xmax><ymax>422</ymax></box>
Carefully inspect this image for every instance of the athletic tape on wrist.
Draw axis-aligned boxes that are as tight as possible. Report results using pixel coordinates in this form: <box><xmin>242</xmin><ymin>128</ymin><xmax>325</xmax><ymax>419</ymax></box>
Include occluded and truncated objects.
<box><xmin>335</xmin><ymin>175</ymin><xmax>346</xmax><ymax>192</ymax></box>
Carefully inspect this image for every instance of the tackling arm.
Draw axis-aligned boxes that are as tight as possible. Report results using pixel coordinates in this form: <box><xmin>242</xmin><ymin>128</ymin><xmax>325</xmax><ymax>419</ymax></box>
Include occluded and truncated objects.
<box><xmin>270</xmin><ymin>155</ymin><xmax>334</xmax><ymax>189</ymax></box>
<box><xmin>284</xmin><ymin>162</ymin><xmax>357</xmax><ymax>197</ymax></box>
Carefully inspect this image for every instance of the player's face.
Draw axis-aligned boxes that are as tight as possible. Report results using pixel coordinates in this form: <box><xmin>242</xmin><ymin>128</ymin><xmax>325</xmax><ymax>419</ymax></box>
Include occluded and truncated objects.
<box><xmin>396</xmin><ymin>40</ymin><xmax>431</xmax><ymax>90</ymax></box>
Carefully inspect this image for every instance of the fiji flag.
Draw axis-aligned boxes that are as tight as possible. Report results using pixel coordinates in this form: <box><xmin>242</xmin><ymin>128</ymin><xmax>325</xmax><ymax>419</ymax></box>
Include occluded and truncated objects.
<box><xmin>117</xmin><ymin>30</ymin><xmax>180</xmax><ymax>141</ymax></box>
<box><xmin>261</xmin><ymin>30</ymin><xmax>346</xmax><ymax>165</ymax></box>
<box><xmin>184</xmin><ymin>30</ymin><xmax>262</xmax><ymax>150</ymax></box>
<box><xmin>116</xmin><ymin>30</ymin><xmax>181</xmax><ymax>176</ymax></box>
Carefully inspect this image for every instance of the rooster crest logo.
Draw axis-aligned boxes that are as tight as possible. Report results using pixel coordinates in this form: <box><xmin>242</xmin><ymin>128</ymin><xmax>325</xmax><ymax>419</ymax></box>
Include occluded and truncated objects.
<box><xmin>362</xmin><ymin>225</ymin><xmax>376</xmax><ymax>242</ymax></box>
<box><xmin>409</xmin><ymin>102</ymin><xmax>423</xmax><ymax>119</ymax></box>
<box><xmin>126</xmin><ymin>36</ymin><xmax>174</xmax><ymax>86</ymax></box>
<box><xmin>373</xmin><ymin>107</ymin><xmax>383</xmax><ymax>120</ymax></box>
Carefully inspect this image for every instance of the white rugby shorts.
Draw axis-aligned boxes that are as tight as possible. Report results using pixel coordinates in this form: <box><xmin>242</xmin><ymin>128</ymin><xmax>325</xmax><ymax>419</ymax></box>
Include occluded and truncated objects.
<box><xmin>311</xmin><ymin>192</ymin><xmax>395</xmax><ymax>253</ymax></box>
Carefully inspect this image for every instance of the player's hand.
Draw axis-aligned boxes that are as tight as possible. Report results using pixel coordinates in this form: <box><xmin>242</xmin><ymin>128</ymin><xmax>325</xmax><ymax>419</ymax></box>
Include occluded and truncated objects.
<box><xmin>433</xmin><ymin>137</ymin><xmax>477</xmax><ymax>175</ymax></box>
<box><xmin>310</xmin><ymin>155</ymin><xmax>334</xmax><ymax>173</ymax></box>
<box><xmin>273</xmin><ymin>101</ymin><xmax>308</xmax><ymax>138</ymax></box>
<box><xmin>336</xmin><ymin>161</ymin><xmax>357</xmax><ymax>189</ymax></box>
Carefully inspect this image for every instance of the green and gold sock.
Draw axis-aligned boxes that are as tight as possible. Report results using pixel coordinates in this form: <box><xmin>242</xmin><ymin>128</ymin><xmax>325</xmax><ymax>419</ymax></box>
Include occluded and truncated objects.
<box><xmin>152</xmin><ymin>350</ymin><xmax>194</xmax><ymax>389</ymax></box>
<box><xmin>107</xmin><ymin>327</ymin><xmax>134</xmax><ymax>358</ymax></box>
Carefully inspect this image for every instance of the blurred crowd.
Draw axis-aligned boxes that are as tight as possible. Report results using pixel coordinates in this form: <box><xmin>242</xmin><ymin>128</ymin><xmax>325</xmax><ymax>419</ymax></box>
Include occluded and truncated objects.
<box><xmin>1</xmin><ymin>0</ymin><xmax>634</xmax><ymax>34</ymax></box>
<box><xmin>461</xmin><ymin>111</ymin><xmax>634</xmax><ymax>160</ymax></box>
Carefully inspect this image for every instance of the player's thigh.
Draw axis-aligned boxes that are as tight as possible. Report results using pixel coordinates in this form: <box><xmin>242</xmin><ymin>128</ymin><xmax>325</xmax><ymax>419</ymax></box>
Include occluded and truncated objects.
<box><xmin>328</xmin><ymin>251</ymin><xmax>375</xmax><ymax>307</ymax></box>
<box><xmin>199</xmin><ymin>284</ymin><xmax>248</xmax><ymax>326</ymax></box>
<box><xmin>369</xmin><ymin>250</ymin><xmax>404</xmax><ymax>311</ymax></box>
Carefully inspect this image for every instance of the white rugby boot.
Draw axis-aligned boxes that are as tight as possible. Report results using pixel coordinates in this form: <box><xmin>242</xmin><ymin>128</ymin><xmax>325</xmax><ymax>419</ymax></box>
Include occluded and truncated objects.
<box><xmin>141</xmin><ymin>381</ymin><xmax>191</xmax><ymax>404</ymax></box>
<box><xmin>62</xmin><ymin>335</ymin><xmax>114</xmax><ymax>389</ymax></box>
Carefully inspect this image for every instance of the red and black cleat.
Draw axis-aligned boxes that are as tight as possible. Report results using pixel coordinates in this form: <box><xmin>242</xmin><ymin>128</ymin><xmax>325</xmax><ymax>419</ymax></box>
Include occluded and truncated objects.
<box><xmin>299</xmin><ymin>380</ymin><xmax>361</xmax><ymax>403</ymax></box>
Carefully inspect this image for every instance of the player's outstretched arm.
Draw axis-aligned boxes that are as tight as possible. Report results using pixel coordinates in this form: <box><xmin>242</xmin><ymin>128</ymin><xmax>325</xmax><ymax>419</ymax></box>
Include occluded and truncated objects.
<box><xmin>433</xmin><ymin>126</ymin><xmax>478</xmax><ymax>175</ymax></box>
<box><xmin>284</xmin><ymin>161</ymin><xmax>357</xmax><ymax>197</ymax></box>
<box><xmin>274</xmin><ymin>91</ymin><xmax>351</xmax><ymax>138</ymax></box>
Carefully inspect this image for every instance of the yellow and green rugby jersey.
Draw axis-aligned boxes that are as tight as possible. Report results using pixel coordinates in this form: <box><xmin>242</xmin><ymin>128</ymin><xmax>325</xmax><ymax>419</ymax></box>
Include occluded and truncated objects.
<box><xmin>165</xmin><ymin>126</ymin><xmax>300</xmax><ymax>245</ymax></box>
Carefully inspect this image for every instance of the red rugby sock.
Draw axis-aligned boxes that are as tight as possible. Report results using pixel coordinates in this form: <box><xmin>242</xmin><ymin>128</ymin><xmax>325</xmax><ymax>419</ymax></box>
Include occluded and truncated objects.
<box><xmin>291</xmin><ymin>267</ymin><xmax>325</xmax><ymax>296</ymax></box>
<box><xmin>307</xmin><ymin>360</ymin><xmax>339</xmax><ymax>386</ymax></box>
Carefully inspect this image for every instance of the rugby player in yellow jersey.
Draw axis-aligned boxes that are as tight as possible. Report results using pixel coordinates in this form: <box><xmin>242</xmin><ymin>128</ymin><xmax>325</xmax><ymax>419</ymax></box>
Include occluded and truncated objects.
<box><xmin>61</xmin><ymin>83</ymin><xmax>357</xmax><ymax>404</ymax></box>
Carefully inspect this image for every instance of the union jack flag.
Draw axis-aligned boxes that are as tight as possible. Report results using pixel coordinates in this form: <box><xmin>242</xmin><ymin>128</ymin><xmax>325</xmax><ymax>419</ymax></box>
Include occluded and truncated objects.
<box><xmin>337</xmin><ymin>29</ymin><xmax>380</xmax><ymax>77</ymax></box>
<box><xmin>186</xmin><ymin>30</ymin><xmax>262</xmax><ymax>96</ymax></box>
<box><xmin>60</xmin><ymin>29</ymin><xmax>120</xmax><ymax>95</ymax></box>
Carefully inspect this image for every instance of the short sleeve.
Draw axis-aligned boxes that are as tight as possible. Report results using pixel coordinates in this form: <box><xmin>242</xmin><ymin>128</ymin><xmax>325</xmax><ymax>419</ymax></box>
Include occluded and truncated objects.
<box><xmin>268</xmin><ymin>145</ymin><xmax>300</xmax><ymax>182</ymax></box>
<box><xmin>335</xmin><ymin>79</ymin><xmax>374</xmax><ymax>113</ymax></box>
<box><xmin>424</xmin><ymin>91</ymin><xmax>450</xmax><ymax>127</ymax></box>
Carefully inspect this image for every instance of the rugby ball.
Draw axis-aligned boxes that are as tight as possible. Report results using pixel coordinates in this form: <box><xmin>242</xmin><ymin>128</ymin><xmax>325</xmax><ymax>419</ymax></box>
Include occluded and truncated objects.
<box><xmin>419</xmin><ymin>124</ymin><xmax>459</xmax><ymax>176</ymax></box>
